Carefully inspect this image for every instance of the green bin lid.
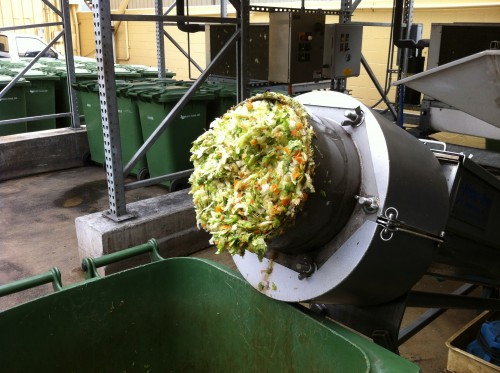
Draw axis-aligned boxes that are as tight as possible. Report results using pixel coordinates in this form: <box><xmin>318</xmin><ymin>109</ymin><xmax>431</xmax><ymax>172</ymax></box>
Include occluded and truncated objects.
<box><xmin>113</xmin><ymin>67</ymin><xmax>142</xmax><ymax>78</ymax></box>
<box><xmin>7</xmin><ymin>68</ymin><xmax>60</xmax><ymax>80</ymax></box>
<box><xmin>0</xmin><ymin>74</ymin><xmax>31</xmax><ymax>87</ymax></box>
<box><xmin>138</xmin><ymin>85</ymin><xmax>214</xmax><ymax>102</ymax></box>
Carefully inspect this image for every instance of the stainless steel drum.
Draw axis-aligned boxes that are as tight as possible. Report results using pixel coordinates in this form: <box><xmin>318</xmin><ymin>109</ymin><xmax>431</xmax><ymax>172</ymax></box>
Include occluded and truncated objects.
<box><xmin>233</xmin><ymin>91</ymin><xmax>450</xmax><ymax>306</ymax></box>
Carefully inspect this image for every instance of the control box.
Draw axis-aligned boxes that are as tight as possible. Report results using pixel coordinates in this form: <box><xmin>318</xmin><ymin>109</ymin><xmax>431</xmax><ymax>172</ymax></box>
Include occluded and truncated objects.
<box><xmin>268</xmin><ymin>12</ymin><xmax>325</xmax><ymax>84</ymax></box>
<box><xmin>322</xmin><ymin>23</ymin><xmax>363</xmax><ymax>79</ymax></box>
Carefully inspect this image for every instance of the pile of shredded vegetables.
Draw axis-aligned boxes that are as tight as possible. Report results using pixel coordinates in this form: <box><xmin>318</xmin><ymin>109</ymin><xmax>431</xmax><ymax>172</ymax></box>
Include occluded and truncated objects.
<box><xmin>189</xmin><ymin>92</ymin><xmax>315</xmax><ymax>260</ymax></box>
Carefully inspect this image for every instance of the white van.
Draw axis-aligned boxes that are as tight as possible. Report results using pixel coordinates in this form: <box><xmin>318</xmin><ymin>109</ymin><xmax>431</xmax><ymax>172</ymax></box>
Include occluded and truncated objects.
<box><xmin>0</xmin><ymin>32</ymin><xmax>61</xmax><ymax>60</ymax></box>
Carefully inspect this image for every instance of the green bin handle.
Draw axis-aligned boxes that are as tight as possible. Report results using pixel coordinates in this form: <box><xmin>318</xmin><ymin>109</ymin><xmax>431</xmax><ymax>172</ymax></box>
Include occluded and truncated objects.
<box><xmin>0</xmin><ymin>267</ymin><xmax>63</xmax><ymax>298</ymax></box>
<box><xmin>81</xmin><ymin>238</ymin><xmax>163</xmax><ymax>280</ymax></box>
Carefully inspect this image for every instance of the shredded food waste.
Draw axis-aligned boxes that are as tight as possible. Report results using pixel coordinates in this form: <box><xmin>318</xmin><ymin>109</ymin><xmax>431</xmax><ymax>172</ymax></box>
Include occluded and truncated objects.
<box><xmin>189</xmin><ymin>92</ymin><xmax>315</xmax><ymax>260</ymax></box>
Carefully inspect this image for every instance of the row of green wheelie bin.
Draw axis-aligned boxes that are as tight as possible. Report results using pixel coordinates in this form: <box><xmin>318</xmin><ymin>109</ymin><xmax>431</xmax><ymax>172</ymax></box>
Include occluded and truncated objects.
<box><xmin>74</xmin><ymin>78</ymin><xmax>238</xmax><ymax>188</ymax></box>
<box><xmin>0</xmin><ymin>58</ymin><xmax>176</xmax><ymax>135</ymax></box>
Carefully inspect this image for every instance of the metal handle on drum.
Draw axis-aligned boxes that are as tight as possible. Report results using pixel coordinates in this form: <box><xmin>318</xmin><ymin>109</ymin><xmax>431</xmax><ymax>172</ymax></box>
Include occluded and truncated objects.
<box><xmin>376</xmin><ymin>207</ymin><xmax>445</xmax><ymax>244</ymax></box>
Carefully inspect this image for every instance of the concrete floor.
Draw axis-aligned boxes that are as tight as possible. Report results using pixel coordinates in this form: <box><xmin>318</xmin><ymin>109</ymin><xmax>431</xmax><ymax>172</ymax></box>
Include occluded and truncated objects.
<box><xmin>0</xmin><ymin>166</ymin><xmax>483</xmax><ymax>372</ymax></box>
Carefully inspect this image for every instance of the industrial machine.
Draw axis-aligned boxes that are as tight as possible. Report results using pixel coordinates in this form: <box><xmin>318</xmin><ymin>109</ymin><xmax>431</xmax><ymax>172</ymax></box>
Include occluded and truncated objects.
<box><xmin>232</xmin><ymin>87</ymin><xmax>500</xmax><ymax>352</ymax></box>
<box><xmin>406</xmin><ymin>24</ymin><xmax>500</xmax><ymax>141</ymax></box>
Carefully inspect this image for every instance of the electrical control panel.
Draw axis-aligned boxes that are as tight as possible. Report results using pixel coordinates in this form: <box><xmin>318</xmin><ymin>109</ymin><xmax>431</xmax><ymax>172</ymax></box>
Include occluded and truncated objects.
<box><xmin>322</xmin><ymin>23</ymin><xmax>363</xmax><ymax>79</ymax></box>
<box><xmin>268</xmin><ymin>12</ymin><xmax>325</xmax><ymax>84</ymax></box>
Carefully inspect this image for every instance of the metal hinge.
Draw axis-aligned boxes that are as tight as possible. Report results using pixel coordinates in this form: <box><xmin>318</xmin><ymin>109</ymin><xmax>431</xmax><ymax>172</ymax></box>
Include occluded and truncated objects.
<box><xmin>376</xmin><ymin>207</ymin><xmax>445</xmax><ymax>244</ymax></box>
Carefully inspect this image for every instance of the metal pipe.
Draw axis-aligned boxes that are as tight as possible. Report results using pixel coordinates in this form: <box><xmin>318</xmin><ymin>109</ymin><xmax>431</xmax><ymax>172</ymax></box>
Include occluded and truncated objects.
<box><xmin>163</xmin><ymin>29</ymin><xmax>204</xmax><ymax>73</ymax></box>
<box><xmin>123</xmin><ymin>29</ymin><xmax>241</xmax><ymax>177</ymax></box>
<box><xmin>0</xmin><ymin>30</ymin><xmax>64</xmax><ymax>101</ymax></box>
<box><xmin>360</xmin><ymin>54</ymin><xmax>398</xmax><ymax>120</ymax></box>
<box><xmin>176</xmin><ymin>0</ymin><xmax>204</xmax><ymax>33</ymax></box>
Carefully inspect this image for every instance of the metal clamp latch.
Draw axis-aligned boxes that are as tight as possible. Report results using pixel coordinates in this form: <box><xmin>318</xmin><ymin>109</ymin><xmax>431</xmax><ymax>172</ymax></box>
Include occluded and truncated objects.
<box><xmin>376</xmin><ymin>207</ymin><xmax>445</xmax><ymax>244</ymax></box>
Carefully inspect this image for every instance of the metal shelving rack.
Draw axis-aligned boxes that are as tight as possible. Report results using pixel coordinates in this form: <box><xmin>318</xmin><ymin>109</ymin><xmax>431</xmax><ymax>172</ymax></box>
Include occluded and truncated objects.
<box><xmin>0</xmin><ymin>0</ymin><xmax>81</xmax><ymax>130</ymax></box>
<box><xmin>92</xmin><ymin>0</ymin><xmax>395</xmax><ymax>222</ymax></box>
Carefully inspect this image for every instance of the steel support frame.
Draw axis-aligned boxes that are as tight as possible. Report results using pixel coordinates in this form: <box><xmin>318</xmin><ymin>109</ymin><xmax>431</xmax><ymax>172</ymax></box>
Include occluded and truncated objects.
<box><xmin>156</xmin><ymin>0</ymin><xmax>166</xmax><ymax>79</ymax></box>
<box><xmin>92</xmin><ymin>0</ymin><xmax>247</xmax><ymax>221</ymax></box>
<box><xmin>0</xmin><ymin>0</ymin><xmax>81</xmax><ymax>129</ymax></box>
<box><xmin>92</xmin><ymin>0</ymin><xmax>132</xmax><ymax>221</ymax></box>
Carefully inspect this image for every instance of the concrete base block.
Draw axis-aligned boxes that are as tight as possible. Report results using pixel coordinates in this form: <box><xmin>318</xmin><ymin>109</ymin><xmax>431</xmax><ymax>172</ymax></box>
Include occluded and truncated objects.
<box><xmin>75</xmin><ymin>189</ymin><xmax>211</xmax><ymax>275</ymax></box>
<box><xmin>0</xmin><ymin>127</ymin><xmax>89</xmax><ymax>181</ymax></box>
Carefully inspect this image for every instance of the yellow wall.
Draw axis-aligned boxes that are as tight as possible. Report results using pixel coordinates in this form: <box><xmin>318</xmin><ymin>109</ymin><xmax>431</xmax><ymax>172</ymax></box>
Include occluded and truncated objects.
<box><xmin>76</xmin><ymin>2</ymin><xmax>500</xmax><ymax>106</ymax></box>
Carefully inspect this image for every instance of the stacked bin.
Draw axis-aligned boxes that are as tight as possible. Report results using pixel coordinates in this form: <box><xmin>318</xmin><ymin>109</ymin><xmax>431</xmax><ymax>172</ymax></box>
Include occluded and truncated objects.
<box><xmin>74</xmin><ymin>80</ymin><xmax>153</xmax><ymax>179</ymax></box>
<box><xmin>131</xmin><ymin>85</ymin><xmax>213</xmax><ymax>189</ymax></box>
<box><xmin>0</xmin><ymin>75</ymin><xmax>30</xmax><ymax>136</ymax></box>
<box><xmin>1</xmin><ymin>67</ymin><xmax>59</xmax><ymax>132</ymax></box>
<box><xmin>204</xmin><ymin>82</ymin><xmax>236</xmax><ymax>128</ymax></box>
<box><xmin>36</xmin><ymin>65</ymin><xmax>98</xmax><ymax>128</ymax></box>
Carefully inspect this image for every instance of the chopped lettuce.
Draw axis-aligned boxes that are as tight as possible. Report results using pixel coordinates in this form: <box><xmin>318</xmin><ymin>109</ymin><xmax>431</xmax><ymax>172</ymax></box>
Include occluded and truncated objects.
<box><xmin>189</xmin><ymin>92</ymin><xmax>315</xmax><ymax>260</ymax></box>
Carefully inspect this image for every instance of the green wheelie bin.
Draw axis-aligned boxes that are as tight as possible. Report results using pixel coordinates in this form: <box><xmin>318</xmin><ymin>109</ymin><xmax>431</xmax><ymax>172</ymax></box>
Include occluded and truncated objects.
<box><xmin>205</xmin><ymin>82</ymin><xmax>237</xmax><ymax>128</ymax></box>
<box><xmin>6</xmin><ymin>68</ymin><xmax>59</xmax><ymax>132</ymax></box>
<box><xmin>74</xmin><ymin>80</ymin><xmax>151</xmax><ymax>179</ymax></box>
<box><xmin>0</xmin><ymin>239</ymin><xmax>421</xmax><ymax>372</ymax></box>
<box><xmin>37</xmin><ymin>65</ymin><xmax>98</xmax><ymax>128</ymax></box>
<box><xmin>0</xmin><ymin>75</ymin><xmax>30</xmax><ymax>136</ymax></box>
<box><xmin>134</xmin><ymin>85</ymin><xmax>213</xmax><ymax>189</ymax></box>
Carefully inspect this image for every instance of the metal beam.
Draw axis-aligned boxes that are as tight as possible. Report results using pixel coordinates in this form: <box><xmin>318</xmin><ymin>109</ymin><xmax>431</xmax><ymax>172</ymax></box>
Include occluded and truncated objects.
<box><xmin>163</xmin><ymin>29</ymin><xmax>204</xmax><ymax>73</ymax></box>
<box><xmin>125</xmin><ymin>169</ymin><xmax>193</xmax><ymax>191</ymax></box>
<box><xmin>0</xmin><ymin>112</ymin><xmax>71</xmax><ymax>126</ymax></box>
<box><xmin>42</xmin><ymin>0</ymin><xmax>63</xmax><ymax>17</ymax></box>
<box><xmin>0</xmin><ymin>22</ymin><xmax>63</xmax><ymax>32</ymax></box>
<box><xmin>123</xmin><ymin>29</ymin><xmax>241</xmax><ymax>176</ymax></box>
<box><xmin>361</xmin><ymin>54</ymin><xmax>398</xmax><ymax>120</ymax></box>
<box><xmin>92</xmin><ymin>0</ymin><xmax>132</xmax><ymax>221</ymax></box>
<box><xmin>61</xmin><ymin>0</ymin><xmax>81</xmax><ymax>129</ymax></box>
<box><xmin>111</xmin><ymin>13</ymin><xmax>238</xmax><ymax>24</ymax></box>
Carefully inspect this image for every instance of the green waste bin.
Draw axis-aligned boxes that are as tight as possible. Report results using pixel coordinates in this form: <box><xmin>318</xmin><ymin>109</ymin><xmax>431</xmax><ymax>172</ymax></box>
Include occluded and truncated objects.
<box><xmin>205</xmin><ymin>82</ymin><xmax>237</xmax><ymax>128</ymax></box>
<box><xmin>0</xmin><ymin>75</ymin><xmax>30</xmax><ymax>136</ymax></box>
<box><xmin>74</xmin><ymin>80</ymin><xmax>153</xmax><ymax>179</ymax></box>
<box><xmin>7</xmin><ymin>68</ymin><xmax>59</xmax><ymax>132</ymax></box>
<box><xmin>164</xmin><ymin>80</ymin><xmax>237</xmax><ymax>129</ymax></box>
<box><xmin>37</xmin><ymin>65</ymin><xmax>99</xmax><ymax>128</ymax></box>
<box><xmin>73</xmin><ymin>80</ymin><xmax>103</xmax><ymax>164</ymax></box>
<box><xmin>0</xmin><ymin>240</ymin><xmax>421</xmax><ymax>372</ymax></box>
<box><xmin>134</xmin><ymin>85</ymin><xmax>213</xmax><ymax>189</ymax></box>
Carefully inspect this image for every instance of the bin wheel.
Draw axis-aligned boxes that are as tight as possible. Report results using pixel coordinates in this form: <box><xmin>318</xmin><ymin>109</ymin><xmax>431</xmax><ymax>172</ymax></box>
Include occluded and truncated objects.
<box><xmin>82</xmin><ymin>151</ymin><xmax>92</xmax><ymax>166</ymax></box>
<box><xmin>137</xmin><ymin>168</ymin><xmax>150</xmax><ymax>181</ymax></box>
<box><xmin>169</xmin><ymin>177</ymin><xmax>190</xmax><ymax>192</ymax></box>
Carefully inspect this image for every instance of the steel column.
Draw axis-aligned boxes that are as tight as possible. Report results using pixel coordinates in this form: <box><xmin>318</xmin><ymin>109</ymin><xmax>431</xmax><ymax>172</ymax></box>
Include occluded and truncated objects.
<box><xmin>61</xmin><ymin>0</ymin><xmax>81</xmax><ymax>129</ymax></box>
<box><xmin>92</xmin><ymin>0</ymin><xmax>132</xmax><ymax>221</ymax></box>
<box><xmin>237</xmin><ymin>0</ymin><xmax>250</xmax><ymax>101</ymax></box>
<box><xmin>156</xmin><ymin>0</ymin><xmax>166</xmax><ymax>78</ymax></box>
